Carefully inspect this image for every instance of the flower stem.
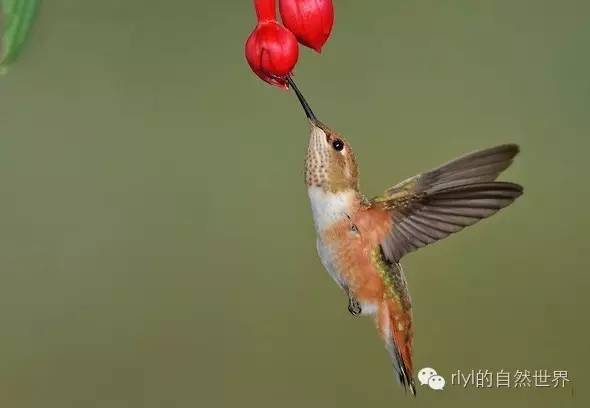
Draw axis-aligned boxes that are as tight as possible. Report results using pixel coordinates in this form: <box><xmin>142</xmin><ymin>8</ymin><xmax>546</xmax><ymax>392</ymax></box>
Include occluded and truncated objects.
<box><xmin>254</xmin><ymin>0</ymin><xmax>276</xmax><ymax>22</ymax></box>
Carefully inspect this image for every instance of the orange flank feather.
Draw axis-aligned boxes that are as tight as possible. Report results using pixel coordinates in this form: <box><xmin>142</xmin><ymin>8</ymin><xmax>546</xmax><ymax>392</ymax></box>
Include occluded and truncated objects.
<box><xmin>320</xmin><ymin>205</ymin><xmax>391</xmax><ymax>304</ymax></box>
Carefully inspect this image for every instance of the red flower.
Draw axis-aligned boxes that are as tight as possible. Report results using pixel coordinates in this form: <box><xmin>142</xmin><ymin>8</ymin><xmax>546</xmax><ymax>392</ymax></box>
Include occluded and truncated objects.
<box><xmin>279</xmin><ymin>0</ymin><xmax>334</xmax><ymax>53</ymax></box>
<box><xmin>245</xmin><ymin>0</ymin><xmax>299</xmax><ymax>88</ymax></box>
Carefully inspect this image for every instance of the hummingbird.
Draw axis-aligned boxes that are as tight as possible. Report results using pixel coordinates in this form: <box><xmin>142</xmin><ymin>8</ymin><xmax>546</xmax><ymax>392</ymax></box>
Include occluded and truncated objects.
<box><xmin>286</xmin><ymin>77</ymin><xmax>523</xmax><ymax>395</ymax></box>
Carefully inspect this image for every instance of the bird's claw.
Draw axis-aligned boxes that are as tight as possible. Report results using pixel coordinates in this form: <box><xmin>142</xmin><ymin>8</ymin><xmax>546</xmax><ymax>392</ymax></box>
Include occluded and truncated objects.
<box><xmin>348</xmin><ymin>296</ymin><xmax>362</xmax><ymax>316</ymax></box>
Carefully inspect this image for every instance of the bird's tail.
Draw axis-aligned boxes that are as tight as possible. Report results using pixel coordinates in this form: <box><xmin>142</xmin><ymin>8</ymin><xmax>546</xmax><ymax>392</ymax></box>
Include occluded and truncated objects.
<box><xmin>376</xmin><ymin>298</ymin><xmax>416</xmax><ymax>396</ymax></box>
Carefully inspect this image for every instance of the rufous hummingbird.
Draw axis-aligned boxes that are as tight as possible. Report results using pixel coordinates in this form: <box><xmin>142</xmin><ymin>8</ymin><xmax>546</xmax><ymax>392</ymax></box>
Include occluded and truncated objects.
<box><xmin>286</xmin><ymin>77</ymin><xmax>523</xmax><ymax>395</ymax></box>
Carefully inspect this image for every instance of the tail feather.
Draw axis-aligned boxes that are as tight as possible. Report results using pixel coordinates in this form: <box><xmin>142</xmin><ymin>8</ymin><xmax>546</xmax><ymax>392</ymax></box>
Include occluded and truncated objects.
<box><xmin>377</xmin><ymin>299</ymin><xmax>416</xmax><ymax>396</ymax></box>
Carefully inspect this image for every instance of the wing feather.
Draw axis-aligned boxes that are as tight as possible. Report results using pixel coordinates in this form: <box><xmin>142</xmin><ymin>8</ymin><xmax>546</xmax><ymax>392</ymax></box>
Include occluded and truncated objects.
<box><xmin>371</xmin><ymin>145</ymin><xmax>522</xmax><ymax>263</ymax></box>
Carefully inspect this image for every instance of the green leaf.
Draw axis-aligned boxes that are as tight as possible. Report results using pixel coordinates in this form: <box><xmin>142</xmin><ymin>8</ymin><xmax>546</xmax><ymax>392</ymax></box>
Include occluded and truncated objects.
<box><xmin>1</xmin><ymin>0</ymin><xmax>39</xmax><ymax>70</ymax></box>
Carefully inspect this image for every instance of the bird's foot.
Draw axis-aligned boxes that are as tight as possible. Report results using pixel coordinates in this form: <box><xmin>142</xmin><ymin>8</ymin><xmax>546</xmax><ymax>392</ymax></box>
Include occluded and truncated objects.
<box><xmin>347</xmin><ymin>295</ymin><xmax>362</xmax><ymax>316</ymax></box>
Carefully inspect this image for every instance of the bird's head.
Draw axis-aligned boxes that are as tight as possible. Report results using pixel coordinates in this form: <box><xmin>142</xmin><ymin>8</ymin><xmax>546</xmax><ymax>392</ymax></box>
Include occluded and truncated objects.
<box><xmin>287</xmin><ymin>77</ymin><xmax>359</xmax><ymax>193</ymax></box>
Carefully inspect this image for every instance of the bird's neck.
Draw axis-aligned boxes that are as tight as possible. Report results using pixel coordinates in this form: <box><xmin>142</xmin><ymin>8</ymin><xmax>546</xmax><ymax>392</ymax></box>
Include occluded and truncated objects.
<box><xmin>307</xmin><ymin>186</ymin><xmax>361</xmax><ymax>233</ymax></box>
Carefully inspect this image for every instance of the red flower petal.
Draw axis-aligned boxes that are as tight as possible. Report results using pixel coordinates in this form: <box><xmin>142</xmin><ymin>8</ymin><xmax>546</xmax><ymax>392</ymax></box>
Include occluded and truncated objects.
<box><xmin>245</xmin><ymin>21</ymin><xmax>299</xmax><ymax>88</ymax></box>
<box><xmin>279</xmin><ymin>0</ymin><xmax>334</xmax><ymax>53</ymax></box>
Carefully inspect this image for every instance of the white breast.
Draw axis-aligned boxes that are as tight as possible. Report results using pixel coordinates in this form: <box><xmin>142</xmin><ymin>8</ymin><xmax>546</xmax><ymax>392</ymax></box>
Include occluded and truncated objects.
<box><xmin>316</xmin><ymin>238</ymin><xmax>345</xmax><ymax>289</ymax></box>
<box><xmin>307</xmin><ymin>186</ymin><xmax>355</xmax><ymax>232</ymax></box>
<box><xmin>307</xmin><ymin>186</ymin><xmax>354</xmax><ymax>290</ymax></box>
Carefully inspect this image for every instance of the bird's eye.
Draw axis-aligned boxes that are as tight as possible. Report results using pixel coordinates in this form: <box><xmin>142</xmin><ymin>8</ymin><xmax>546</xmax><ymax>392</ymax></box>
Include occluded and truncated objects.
<box><xmin>332</xmin><ymin>139</ymin><xmax>344</xmax><ymax>151</ymax></box>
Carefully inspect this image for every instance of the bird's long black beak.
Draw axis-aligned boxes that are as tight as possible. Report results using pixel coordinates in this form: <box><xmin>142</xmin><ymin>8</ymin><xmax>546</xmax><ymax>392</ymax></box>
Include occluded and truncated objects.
<box><xmin>287</xmin><ymin>76</ymin><xmax>317</xmax><ymax>122</ymax></box>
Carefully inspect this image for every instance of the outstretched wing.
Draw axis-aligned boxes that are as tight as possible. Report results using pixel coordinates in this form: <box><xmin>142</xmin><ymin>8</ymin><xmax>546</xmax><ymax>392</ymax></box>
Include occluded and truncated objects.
<box><xmin>370</xmin><ymin>145</ymin><xmax>523</xmax><ymax>264</ymax></box>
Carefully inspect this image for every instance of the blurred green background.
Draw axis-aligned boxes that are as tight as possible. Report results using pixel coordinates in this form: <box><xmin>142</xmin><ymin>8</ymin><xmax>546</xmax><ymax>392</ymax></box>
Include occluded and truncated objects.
<box><xmin>1</xmin><ymin>1</ymin><xmax>589</xmax><ymax>407</ymax></box>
